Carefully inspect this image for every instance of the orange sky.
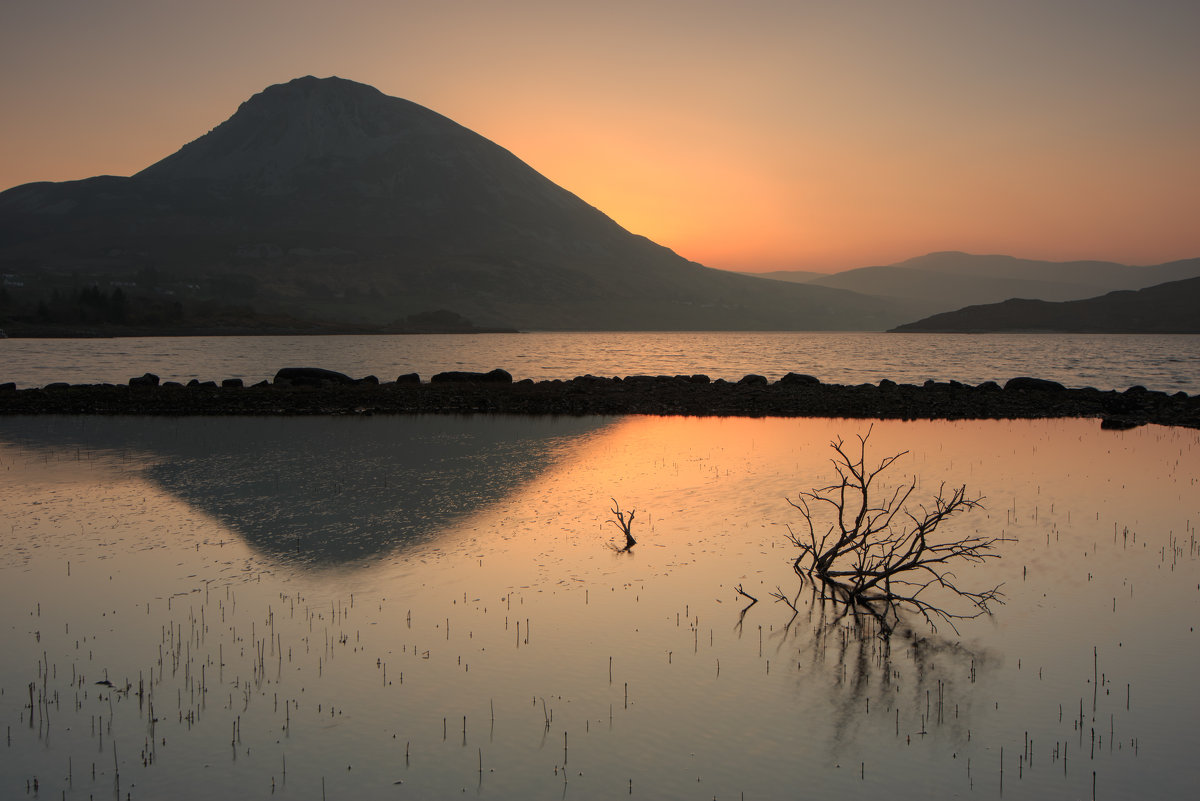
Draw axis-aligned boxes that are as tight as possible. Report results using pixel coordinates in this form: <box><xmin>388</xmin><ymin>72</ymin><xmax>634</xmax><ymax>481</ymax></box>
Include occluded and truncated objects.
<box><xmin>2</xmin><ymin>0</ymin><xmax>1197</xmax><ymax>272</ymax></box>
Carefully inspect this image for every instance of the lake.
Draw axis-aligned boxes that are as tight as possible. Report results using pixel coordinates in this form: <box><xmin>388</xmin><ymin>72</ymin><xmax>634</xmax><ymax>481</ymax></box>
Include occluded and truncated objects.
<box><xmin>4</xmin><ymin>331</ymin><xmax>1200</xmax><ymax>393</ymax></box>
<box><xmin>2</xmin><ymin>414</ymin><xmax>1197</xmax><ymax>799</ymax></box>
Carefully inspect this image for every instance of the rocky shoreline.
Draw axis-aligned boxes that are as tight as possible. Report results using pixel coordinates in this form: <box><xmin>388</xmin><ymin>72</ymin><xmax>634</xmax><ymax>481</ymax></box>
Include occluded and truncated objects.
<box><xmin>1</xmin><ymin>368</ymin><xmax>1196</xmax><ymax>429</ymax></box>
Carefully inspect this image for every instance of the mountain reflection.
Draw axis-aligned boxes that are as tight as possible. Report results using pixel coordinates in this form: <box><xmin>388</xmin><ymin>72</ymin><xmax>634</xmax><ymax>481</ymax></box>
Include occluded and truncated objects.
<box><xmin>0</xmin><ymin>415</ymin><xmax>611</xmax><ymax>565</ymax></box>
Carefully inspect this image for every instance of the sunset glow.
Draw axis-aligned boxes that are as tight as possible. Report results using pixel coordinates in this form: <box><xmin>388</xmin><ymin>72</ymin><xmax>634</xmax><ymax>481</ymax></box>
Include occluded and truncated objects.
<box><xmin>2</xmin><ymin>0</ymin><xmax>1197</xmax><ymax>271</ymax></box>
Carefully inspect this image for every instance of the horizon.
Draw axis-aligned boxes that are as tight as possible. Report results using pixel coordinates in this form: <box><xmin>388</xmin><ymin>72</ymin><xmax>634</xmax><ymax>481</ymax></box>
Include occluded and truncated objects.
<box><xmin>2</xmin><ymin>1</ymin><xmax>1197</xmax><ymax>273</ymax></box>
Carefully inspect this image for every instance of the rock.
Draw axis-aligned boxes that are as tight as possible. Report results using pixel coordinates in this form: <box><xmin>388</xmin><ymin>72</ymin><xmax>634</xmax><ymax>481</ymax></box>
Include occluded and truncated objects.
<box><xmin>395</xmin><ymin>373</ymin><xmax>421</xmax><ymax>384</ymax></box>
<box><xmin>45</xmin><ymin>382</ymin><xmax>71</xmax><ymax>391</ymax></box>
<box><xmin>0</xmin><ymin>382</ymin><xmax>16</xmax><ymax>392</ymax></box>
<box><xmin>1</xmin><ymin>367</ymin><xmax>1196</xmax><ymax>428</ymax></box>
<box><xmin>569</xmin><ymin>375</ymin><xmax>611</xmax><ymax>390</ymax></box>
<box><xmin>1100</xmin><ymin>416</ymin><xmax>1146</xmax><ymax>430</ymax></box>
<box><xmin>356</xmin><ymin>375</ymin><xmax>380</xmax><ymax>386</ymax></box>
<box><xmin>689</xmin><ymin>374</ymin><xmax>711</xmax><ymax>384</ymax></box>
<box><xmin>274</xmin><ymin>367</ymin><xmax>356</xmax><ymax>386</ymax></box>
<box><xmin>1004</xmin><ymin>377</ymin><xmax>1065</xmax><ymax>392</ymax></box>
<box><xmin>779</xmin><ymin>372</ymin><xmax>821</xmax><ymax>386</ymax></box>
<box><xmin>129</xmin><ymin>372</ymin><xmax>160</xmax><ymax>388</ymax></box>
<box><xmin>222</xmin><ymin>378</ymin><xmax>244</xmax><ymax>388</ymax></box>
<box><xmin>430</xmin><ymin>369</ymin><xmax>513</xmax><ymax>384</ymax></box>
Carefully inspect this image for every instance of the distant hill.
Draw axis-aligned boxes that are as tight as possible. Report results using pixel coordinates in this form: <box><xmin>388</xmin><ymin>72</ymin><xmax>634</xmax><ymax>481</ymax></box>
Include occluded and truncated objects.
<box><xmin>890</xmin><ymin>276</ymin><xmax>1200</xmax><ymax>333</ymax></box>
<box><xmin>740</xmin><ymin>268</ymin><xmax>828</xmax><ymax>284</ymax></box>
<box><xmin>0</xmin><ymin>76</ymin><xmax>905</xmax><ymax>332</ymax></box>
<box><xmin>741</xmin><ymin>252</ymin><xmax>1200</xmax><ymax>322</ymax></box>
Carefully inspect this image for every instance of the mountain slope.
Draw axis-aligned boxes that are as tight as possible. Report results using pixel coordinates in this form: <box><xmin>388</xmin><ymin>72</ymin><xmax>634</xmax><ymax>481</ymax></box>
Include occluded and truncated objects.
<box><xmin>740</xmin><ymin>269</ymin><xmax>828</xmax><ymax>284</ymax></box>
<box><xmin>0</xmin><ymin>76</ymin><xmax>905</xmax><ymax>331</ymax></box>
<box><xmin>890</xmin><ymin>276</ymin><xmax>1200</xmax><ymax>333</ymax></box>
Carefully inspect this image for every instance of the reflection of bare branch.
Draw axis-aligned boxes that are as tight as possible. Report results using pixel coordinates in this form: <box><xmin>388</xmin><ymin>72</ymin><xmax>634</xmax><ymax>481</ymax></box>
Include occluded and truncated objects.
<box><xmin>733</xmin><ymin>585</ymin><xmax>758</xmax><ymax>631</ymax></box>
<box><xmin>785</xmin><ymin>429</ymin><xmax>1007</xmax><ymax>635</ymax></box>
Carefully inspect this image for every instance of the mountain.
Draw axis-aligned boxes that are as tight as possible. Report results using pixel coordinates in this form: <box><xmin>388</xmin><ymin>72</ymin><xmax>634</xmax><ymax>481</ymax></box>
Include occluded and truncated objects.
<box><xmin>744</xmin><ymin>252</ymin><xmax>1200</xmax><ymax>322</ymax></box>
<box><xmin>890</xmin><ymin>276</ymin><xmax>1200</xmax><ymax>333</ymax></box>
<box><xmin>741</xmin><ymin>268</ymin><xmax>828</xmax><ymax>284</ymax></box>
<box><xmin>0</xmin><ymin>76</ymin><xmax>906</xmax><ymax>332</ymax></box>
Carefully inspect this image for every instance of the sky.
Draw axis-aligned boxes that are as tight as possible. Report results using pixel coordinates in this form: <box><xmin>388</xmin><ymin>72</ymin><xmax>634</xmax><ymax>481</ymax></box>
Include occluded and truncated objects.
<box><xmin>1</xmin><ymin>0</ymin><xmax>1197</xmax><ymax>273</ymax></box>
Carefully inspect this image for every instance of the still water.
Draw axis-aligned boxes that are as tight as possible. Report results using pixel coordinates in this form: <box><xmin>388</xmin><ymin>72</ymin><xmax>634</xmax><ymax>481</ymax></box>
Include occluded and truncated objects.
<box><xmin>1</xmin><ymin>415</ymin><xmax>1197</xmax><ymax>799</ymax></box>
<box><xmin>4</xmin><ymin>331</ymin><xmax>1200</xmax><ymax>392</ymax></box>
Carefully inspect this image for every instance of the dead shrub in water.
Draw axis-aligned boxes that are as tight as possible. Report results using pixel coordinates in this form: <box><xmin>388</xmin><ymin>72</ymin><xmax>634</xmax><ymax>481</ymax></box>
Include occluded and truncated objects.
<box><xmin>607</xmin><ymin>498</ymin><xmax>637</xmax><ymax>552</ymax></box>
<box><xmin>780</xmin><ymin>429</ymin><xmax>1005</xmax><ymax>634</ymax></box>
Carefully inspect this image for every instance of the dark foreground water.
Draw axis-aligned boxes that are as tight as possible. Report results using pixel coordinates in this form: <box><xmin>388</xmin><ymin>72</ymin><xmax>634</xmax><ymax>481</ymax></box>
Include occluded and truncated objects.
<box><xmin>3</xmin><ymin>331</ymin><xmax>1199</xmax><ymax>392</ymax></box>
<box><xmin>1</xmin><ymin>415</ymin><xmax>1197</xmax><ymax>799</ymax></box>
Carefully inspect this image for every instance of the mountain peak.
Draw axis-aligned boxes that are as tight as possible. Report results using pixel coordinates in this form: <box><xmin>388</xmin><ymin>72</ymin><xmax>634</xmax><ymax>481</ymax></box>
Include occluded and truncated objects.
<box><xmin>248</xmin><ymin>75</ymin><xmax>385</xmax><ymax>107</ymax></box>
<box><xmin>134</xmin><ymin>76</ymin><xmax>459</xmax><ymax>189</ymax></box>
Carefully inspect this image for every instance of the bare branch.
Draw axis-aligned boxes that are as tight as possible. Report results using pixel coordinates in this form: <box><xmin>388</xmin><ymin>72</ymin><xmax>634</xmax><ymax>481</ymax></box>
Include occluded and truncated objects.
<box><xmin>607</xmin><ymin>498</ymin><xmax>637</xmax><ymax>551</ymax></box>
<box><xmin>734</xmin><ymin>584</ymin><xmax>758</xmax><ymax>606</ymax></box>
<box><xmin>781</xmin><ymin>431</ymin><xmax>1007</xmax><ymax>635</ymax></box>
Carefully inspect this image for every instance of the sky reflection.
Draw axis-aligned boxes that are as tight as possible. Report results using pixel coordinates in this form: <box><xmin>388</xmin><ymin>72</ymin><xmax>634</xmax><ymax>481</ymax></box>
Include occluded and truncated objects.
<box><xmin>0</xmin><ymin>415</ymin><xmax>1196</xmax><ymax>799</ymax></box>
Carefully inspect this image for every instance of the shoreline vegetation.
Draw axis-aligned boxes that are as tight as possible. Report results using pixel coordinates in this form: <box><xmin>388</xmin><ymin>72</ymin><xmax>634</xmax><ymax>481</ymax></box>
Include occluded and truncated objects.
<box><xmin>2</xmin><ymin>368</ymin><xmax>1196</xmax><ymax>429</ymax></box>
<box><xmin>0</xmin><ymin>309</ymin><xmax>518</xmax><ymax>338</ymax></box>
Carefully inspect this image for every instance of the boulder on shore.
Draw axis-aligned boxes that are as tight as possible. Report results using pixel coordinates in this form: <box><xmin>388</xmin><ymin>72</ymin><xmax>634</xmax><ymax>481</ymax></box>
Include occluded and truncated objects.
<box><xmin>779</xmin><ymin>372</ymin><xmax>821</xmax><ymax>386</ymax></box>
<box><xmin>430</xmin><ymin>369</ymin><xmax>513</xmax><ymax>384</ymax></box>
<box><xmin>274</xmin><ymin>367</ymin><xmax>356</xmax><ymax>386</ymax></box>
<box><xmin>1004</xmin><ymin>377</ymin><xmax>1066</xmax><ymax>392</ymax></box>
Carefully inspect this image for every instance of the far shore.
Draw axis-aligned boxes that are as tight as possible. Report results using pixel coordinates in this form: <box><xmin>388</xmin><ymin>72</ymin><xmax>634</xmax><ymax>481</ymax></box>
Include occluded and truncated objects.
<box><xmin>0</xmin><ymin>323</ymin><xmax>520</xmax><ymax>338</ymax></box>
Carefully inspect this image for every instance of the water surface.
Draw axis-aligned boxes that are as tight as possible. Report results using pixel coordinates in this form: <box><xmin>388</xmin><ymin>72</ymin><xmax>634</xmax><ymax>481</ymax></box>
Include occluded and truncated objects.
<box><xmin>1</xmin><ymin>415</ymin><xmax>1196</xmax><ymax>799</ymax></box>
<box><xmin>4</xmin><ymin>331</ymin><xmax>1198</xmax><ymax>392</ymax></box>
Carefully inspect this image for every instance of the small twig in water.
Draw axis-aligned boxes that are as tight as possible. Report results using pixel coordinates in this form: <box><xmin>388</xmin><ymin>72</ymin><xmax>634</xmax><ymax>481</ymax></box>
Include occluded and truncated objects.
<box><xmin>607</xmin><ymin>499</ymin><xmax>637</xmax><ymax>551</ymax></box>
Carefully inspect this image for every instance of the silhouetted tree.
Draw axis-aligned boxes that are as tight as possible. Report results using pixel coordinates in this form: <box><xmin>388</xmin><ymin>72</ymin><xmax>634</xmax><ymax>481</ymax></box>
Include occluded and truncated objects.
<box><xmin>109</xmin><ymin>287</ymin><xmax>127</xmax><ymax>323</ymax></box>
<box><xmin>780</xmin><ymin>430</ymin><xmax>1004</xmax><ymax>634</ymax></box>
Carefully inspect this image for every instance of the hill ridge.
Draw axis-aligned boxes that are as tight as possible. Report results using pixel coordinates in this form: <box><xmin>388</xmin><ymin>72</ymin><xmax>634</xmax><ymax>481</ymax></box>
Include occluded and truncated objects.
<box><xmin>0</xmin><ymin>76</ymin><xmax>905</xmax><ymax>331</ymax></box>
<box><xmin>890</xmin><ymin>276</ymin><xmax>1200</xmax><ymax>333</ymax></box>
